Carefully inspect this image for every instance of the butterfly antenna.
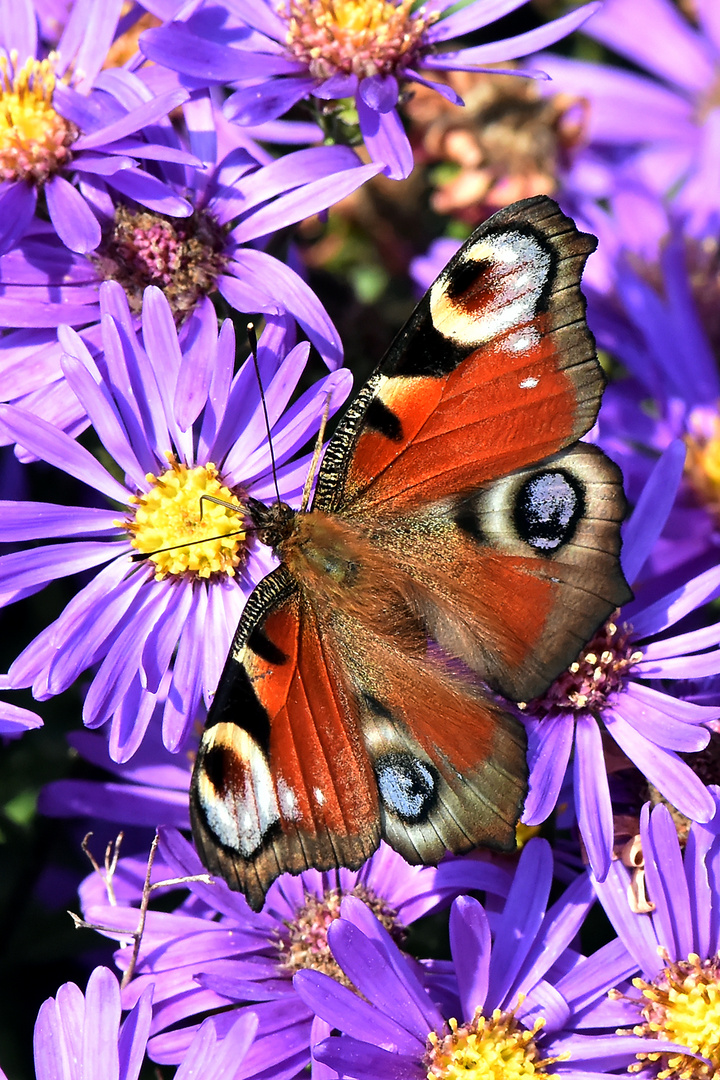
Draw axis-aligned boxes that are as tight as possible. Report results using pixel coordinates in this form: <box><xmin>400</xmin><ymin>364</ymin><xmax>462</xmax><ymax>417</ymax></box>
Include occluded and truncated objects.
<box><xmin>248</xmin><ymin>322</ymin><xmax>282</xmax><ymax>507</ymax></box>
<box><xmin>300</xmin><ymin>390</ymin><xmax>332</xmax><ymax>512</ymax></box>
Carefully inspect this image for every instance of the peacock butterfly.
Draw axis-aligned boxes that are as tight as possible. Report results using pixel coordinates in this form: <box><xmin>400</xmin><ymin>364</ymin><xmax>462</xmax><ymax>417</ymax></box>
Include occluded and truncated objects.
<box><xmin>190</xmin><ymin>195</ymin><xmax>631</xmax><ymax>910</ymax></box>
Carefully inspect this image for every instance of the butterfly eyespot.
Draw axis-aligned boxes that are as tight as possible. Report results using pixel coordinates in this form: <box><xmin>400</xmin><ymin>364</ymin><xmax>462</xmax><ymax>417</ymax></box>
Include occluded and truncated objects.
<box><xmin>513</xmin><ymin>469</ymin><xmax>584</xmax><ymax>553</ymax></box>
<box><xmin>374</xmin><ymin>752</ymin><xmax>438</xmax><ymax>823</ymax></box>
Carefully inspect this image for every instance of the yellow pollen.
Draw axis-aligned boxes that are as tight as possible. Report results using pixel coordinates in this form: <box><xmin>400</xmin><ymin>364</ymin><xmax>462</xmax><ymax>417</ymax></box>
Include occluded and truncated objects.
<box><xmin>627</xmin><ymin>951</ymin><xmax>720</xmax><ymax>1079</ymax></box>
<box><xmin>126</xmin><ymin>460</ymin><xmax>244</xmax><ymax>580</ymax></box>
<box><xmin>425</xmin><ymin>1002</ymin><xmax>567</xmax><ymax>1080</ymax></box>
<box><xmin>0</xmin><ymin>51</ymin><xmax>77</xmax><ymax>184</ymax></box>
<box><xmin>284</xmin><ymin>0</ymin><xmax>436</xmax><ymax>81</ymax></box>
<box><xmin>685</xmin><ymin>412</ymin><xmax>720</xmax><ymax>521</ymax></box>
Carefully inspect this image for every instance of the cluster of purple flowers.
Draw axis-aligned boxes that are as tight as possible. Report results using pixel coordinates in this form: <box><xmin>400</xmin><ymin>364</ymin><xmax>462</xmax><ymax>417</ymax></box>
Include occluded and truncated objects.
<box><xmin>2</xmin><ymin>0</ymin><xmax>720</xmax><ymax>1078</ymax></box>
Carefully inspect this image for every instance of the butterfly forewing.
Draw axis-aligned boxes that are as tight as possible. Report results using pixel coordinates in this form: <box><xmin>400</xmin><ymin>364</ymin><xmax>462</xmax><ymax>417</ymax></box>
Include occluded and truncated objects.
<box><xmin>191</xmin><ymin>195</ymin><xmax>631</xmax><ymax>908</ymax></box>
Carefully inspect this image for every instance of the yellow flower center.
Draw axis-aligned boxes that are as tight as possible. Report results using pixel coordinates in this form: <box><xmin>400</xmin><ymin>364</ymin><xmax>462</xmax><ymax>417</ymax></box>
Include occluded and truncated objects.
<box><xmin>125</xmin><ymin>459</ymin><xmax>245</xmax><ymax>580</ymax></box>
<box><xmin>276</xmin><ymin>886</ymin><xmax>405</xmax><ymax>988</ymax></box>
<box><xmin>284</xmin><ymin>0</ymin><xmax>436</xmax><ymax>81</ymax></box>
<box><xmin>425</xmin><ymin>1006</ymin><xmax>566</xmax><ymax>1080</ymax></box>
<box><xmin>0</xmin><ymin>51</ymin><xmax>77</xmax><ymax>184</ymax></box>
<box><xmin>684</xmin><ymin>411</ymin><xmax>720</xmax><ymax>520</ymax></box>
<box><xmin>629</xmin><ymin>951</ymin><xmax>720</xmax><ymax>1079</ymax></box>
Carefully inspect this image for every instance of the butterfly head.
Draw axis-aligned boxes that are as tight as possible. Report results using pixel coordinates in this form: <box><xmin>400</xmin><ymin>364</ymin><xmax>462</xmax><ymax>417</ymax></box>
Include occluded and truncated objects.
<box><xmin>247</xmin><ymin>497</ymin><xmax>297</xmax><ymax>551</ymax></box>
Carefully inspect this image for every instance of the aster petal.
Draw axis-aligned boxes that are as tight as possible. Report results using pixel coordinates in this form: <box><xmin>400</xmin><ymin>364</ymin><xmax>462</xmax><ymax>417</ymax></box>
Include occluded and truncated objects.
<box><xmin>140</xmin><ymin>286</ymin><xmax>192</xmax><ymax>458</ymax></box>
<box><xmin>698</xmin><ymin>0</ymin><xmax>720</xmax><ymax>49</ymax></box>
<box><xmin>574</xmin><ymin>714</ymin><xmax>613</xmax><ymax>881</ymax></box>
<box><xmin>236</xmin><ymin>146</ymin><xmax>369</xmax><ymax>214</ymax></box>
<box><xmin>684</xmin><ymin>791</ymin><xmax>720</xmax><ymax>959</ymax></box>
<box><xmin>329</xmin><ymin>916</ymin><xmax>440</xmax><ymax>1039</ymax></box>
<box><xmin>0</xmin><ymin>180</ymin><xmax>38</xmax><ymax>256</ymax></box>
<box><xmin>232</xmin><ymin>161</ymin><xmax>380</xmax><ymax>242</ymax></box>
<box><xmin>106</xmin><ymin>169</ymin><xmax>192</xmax><ymax>217</ymax></box>
<box><xmin>224</xmin><ymin>77</ymin><xmax>317</xmax><ymax>124</ymax></box>
<box><xmin>486</xmin><ymin>839</ymin><xmax>551</xmax><ymax>1009</ymax></box>
<box><xmin>427</xmin><ymin>0</ymin><xmax>528</xmax><ymax>41</ymax></box>
<box><xmin>157</xmin><ymin>827</ymin><xmax>258</xmax><ymax>923</ymax></box>
<box><xmin>41</xmin><ymin>778</ymin><xmax>189</xmax><ymax>828</ymax></box>
<box><xmin>449</xmin><ymin>896</ymin><xmax>490</xmax><ymax>1019</ymax></box>
<box><xmin>74</xmin><ymin>90</ymin><xmax>190</xmax><ymax>151</ymax></box>
<box><xmin>314</xmin><ymin>73</ymin><xmax>359</xmax><ymax>98</ymax></box>
<box><xmin>425</xmin><ymin>3</ymin><xmax>601</xmax><ymax>67</ymax></box>
<box><xmin>548</xmin><ymin>1032</ymin><xmax>702</xmax><ymax>1071</ymax></box>
<box><xmin>0</xmin><ymin>0</ymin><xmax>37</xmax><ymax>60</ymax></box>
<box><xmin>356</xmin><ymin>99</ymin><xmax>413</xmax><ymax>181</ymax></box>
<box><xmin>533</xmin><ymin>54</ymin><xmax>693</xmax><ymax>145</ymax></box>
<box><xmin>584</xmin><ymin>0</ymin><xmax>715</xmax><ymax>94</ymax></box>
<box><xmin>0</xmin><ymin>541</ymin><xmax>120</xmax><ymax>608</ymax></box>
<box><xmin>403</xmin><ymin>70</ymin><xmax>464</xmax><ymax>104</ymax></box>
<box><xmin>162</xmin><ymin>584</ymin><xmax>208</xmax><ymax>752</ymax></box>
<box><xmin>312</xmin><ymin>1034</ymin><xmax>422</xmax><ymax>1080</ymax></box>
<box><xmin>230</xmin><ymin>368</ymin><xmax>353</xmax><ymax>484</ymax></box>
<box><xmin>108</xmin><ymin>680</ymin><xmax>158</xmax><ymax>763</ymax></box>
<box><xmin>628</xmin><ymin>564</ymin><xmax>720</xmax><ymax>639</ymax></box>
<box><xmin>642</xmin><ymin>804</ymin><xmax>694</xmax><ymax>962</ymax></box>
<box><xmin>556</xmin><ymin>936</ymin><xmax>638</xmax><ymax>1016</ymax></box>
<box><xmin>84</xmin><ymin>967</ymin><xmax>122</xmax><ymax>1080</ymax></box>
<box><xmin>605</xmin><ymin>705</ymin><xmax>716</xmax><ymax>823</ymax></box>
<box><xmin>10</xmin><ymin>556</ymin><xmax>138</xmax><ymax>694</ymax></box>
<box><xmin>0</xmin><ymin>404</ymin><xmax>130</xmax><ymax>504</ymax></box>
<box><xmin>197</xmin><ymin>318</ymin><xmax>237</xmax><ymax>460</ymax></box>
<box><xmin>80</xmin><ymin>578</ymin><xmax>171</xmax><ymax>723</ymax></box>
<box><xmin>222</xmin><ymin>249</ymin><xmax>343</xmax><ymax>368</ymax></box>
<box><xmin>293</xmin><ymin>971</ymin><xmax>423</xmax><ymax>1056</ymax></box>
<box><xmin>638</xmin><ymin>618</ymin><xmax>720</xmax><ymax>660</ymax></box>
<box><xmin>592</xmin><ymin>862</ymin><xmax>661</xmax><ymax>975</ymax></box>
<box><xmin>56</xmin><ymin>0</ymin><xmax>124</xmax><ymax>86</ymax></box>
<box><xmin>99</xmin><ymin>308</ymin><xmax>170</xmax><ymax>472</ymax></box>
<box><xmin>0</xmin><ymin>700</ymin><xmax>42</xmax><ymax>736</ymax></box>
<box><xmin>224</xmin><ymin>0</ymin><xmax>288</xmax><ymax>42</ymax></box>
<box><xmin>513</xmin><ymin>872</ymin><xmax>595</xmax><ymax>1001</ymax></box>
<box><xmin>522</xmin><ymin>711</ymin><xmax>574</xmax><ymax>825</ymax></box>
<box><xmin>45</xmin><ymin>176</ymin><xmax>102</xmax><ymax>254</ymax></box>
<box><xmin>339</xmin><ymin>898</ymin><xmax>445</xmax><ymax>1032</ymax></box>
<box><xmin>141</xmin><ymin>581</ymin><xmax>195</xmax><ymax>695</ymax></box>
<box><xmin>34</xmin><ymin>998</ymin><xmax>76</xmax><ymax>1080</ymax></box>
<box><xmin>615</xmin><ymin>688</ymin><xmax>711</xmax><ymax>752</ymax></box>
<box><xmin>359</xmin><ymin>75</ymin><xmax>399</xmax><ymax>113</ymax></box>
<box><xmin>621</xmin><ymin>439</ymin><xmax>685</xmax><ymax>582</ymax></box>
<box><xmin>634</xmin><ymin>649</ymin><xmax>720</xmax><ymax>678</ymax></box>
<box><xmin>140</xmin><ymin>24</ymin><xmax>305</xmax><ymax>81</ymax></box>
<box><xmin>59</xmin><ymin>350</ymin><xmax>147</xmax><ymax>491</ymax></box>
<box><xmin>0</xmin><ymin>501</ymin><xmax>119</xmax><ymax>541</ymax></box>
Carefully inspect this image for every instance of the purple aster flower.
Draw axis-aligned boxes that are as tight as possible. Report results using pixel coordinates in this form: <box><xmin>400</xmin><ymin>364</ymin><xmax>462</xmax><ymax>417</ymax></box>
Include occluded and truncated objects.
<box><xmin>520</xmin><ymin>442</ymin><xmax>720</xmax><ymax>882</ymax></box>
<box><xmin>0</xmin><ymin>0</ymin><xmax>200</xmax><ymax>256</ymax></box>
<box><xmin>0</xmin><ymin>96</ymin><xmax>377</xmax><ymax>448</ymax></box>
<box><xmin>0</xmin><ymin>964</ymin><xmax>260</xmax><ymax>1080</ymax></box>
<box><xmin>40</xmin><ymin>717</ymin><xmax>192</xmax><ymax>830</ymax></box>
<box><xmin>532</xmin><ymin>0</ymin><xmax>720</xmax><ymax>230</ymax></box>
<box><xmin>295</xmin><ymin>838</ymin><xmax>684</xmax><ymax>1079</ymax></box>
<box><xmin>592</xmin><ymin>792</ymin><xmax>720</xmax><ymax>1078</ymax></box>
<box><xmin>140</xmin><ymin>0</ymin><xmax>600</xmax><ymax>181</ymax></box>
<box><xmin>0</xmin><ymin>282</ymin><xmax>352</xmax><ymax>761</ymax></box>
<box><xmin>573</xmin><ymin>185</ymin><xmax>720</xmax><ymax>575</ymax></box>
<box><xmin>80</xmin><ymin>825</ymin><xmax>516</xmax><ymax>1078</ymax></box>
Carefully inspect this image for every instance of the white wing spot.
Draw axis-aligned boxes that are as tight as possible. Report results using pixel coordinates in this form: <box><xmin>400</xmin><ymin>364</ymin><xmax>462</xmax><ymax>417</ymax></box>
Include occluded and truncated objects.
<box><xmin>277</xmin><ymin>777</ymin><xmax>301</xmax><ymax>821</ymax></box>
<box><xmin>520</xmin><ymin>376</ymin><xmax>539</xmax><ymax>388</ymax></box>
<box><xmin>313</xmin><ymin>787</ymin><xmax>325</xmax><ymax>806</ymax></box>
